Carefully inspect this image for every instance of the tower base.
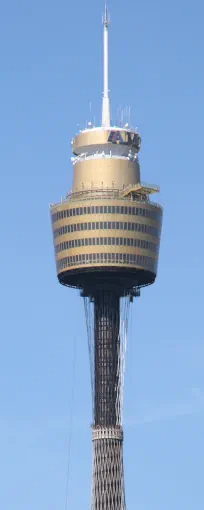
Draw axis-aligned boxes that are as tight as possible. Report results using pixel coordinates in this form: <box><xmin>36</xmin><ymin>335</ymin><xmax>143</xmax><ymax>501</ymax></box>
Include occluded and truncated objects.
<box><xmin>91</xmin><ymin>426</ymin><xmax>125</xmax><ymax>510</ymax></box>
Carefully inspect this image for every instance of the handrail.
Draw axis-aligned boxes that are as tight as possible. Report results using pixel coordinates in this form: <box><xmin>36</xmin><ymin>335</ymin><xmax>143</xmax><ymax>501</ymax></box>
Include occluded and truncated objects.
<box><xmin>50</xmin><ymin>190</ymin><xmax>162</xmax><ymax>210</ymax></box>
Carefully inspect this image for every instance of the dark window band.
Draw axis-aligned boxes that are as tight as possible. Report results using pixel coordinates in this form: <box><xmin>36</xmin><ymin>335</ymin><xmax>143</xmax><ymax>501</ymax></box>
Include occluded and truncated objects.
<box><xmin>55</xmin><ymin>237</ymin><xmax>158</xmax><ymax>254</ymax></box>
<box><xmin>53</xmin><ymin>221</ymin><xmax>159</xmax><ymax>239</ymax></box>
<box><xmin>51</xmin><ymin>204</ymin><xmax>161</xmax><ymax>223</ymax></box>
<box><xmin>56</xmin><ymin>252</ymin><xmax>157</xmax><ymax>272</ymax></box>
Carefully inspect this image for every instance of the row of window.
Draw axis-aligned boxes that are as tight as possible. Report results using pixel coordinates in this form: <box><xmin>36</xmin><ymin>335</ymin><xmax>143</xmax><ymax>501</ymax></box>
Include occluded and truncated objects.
<box><xmin>51</xmin><ymin>204</ymin><xmax>161</xmax><ymax>223</ymax></box>
<box><xmin>55</xmin><ymin>237</ymin><xmax>158</xmax><ymax>254</ymax></box>
<box><xmin>56</xmin><ymin>252</ymin><xmax>156</xmax><ymax>272</ymax></box>
<box><xmin>53</xmin><ymin>221</ymin><xmax>159</xmax><ymax>238</ymax></box>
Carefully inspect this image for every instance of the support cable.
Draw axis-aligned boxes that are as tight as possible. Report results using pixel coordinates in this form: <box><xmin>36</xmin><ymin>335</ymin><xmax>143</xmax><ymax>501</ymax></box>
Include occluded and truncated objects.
<box><xmin>64</xmin><ymin>335</ymin><xmax>76</xmax><ymax>510</ymax></box>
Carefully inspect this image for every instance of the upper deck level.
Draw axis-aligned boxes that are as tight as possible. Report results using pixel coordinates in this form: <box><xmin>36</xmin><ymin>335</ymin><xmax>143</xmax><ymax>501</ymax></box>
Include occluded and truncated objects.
<box><xmin>72</xmin><ymin>127</ymin><xmax>141</xmax><ymax>157</ymax></box>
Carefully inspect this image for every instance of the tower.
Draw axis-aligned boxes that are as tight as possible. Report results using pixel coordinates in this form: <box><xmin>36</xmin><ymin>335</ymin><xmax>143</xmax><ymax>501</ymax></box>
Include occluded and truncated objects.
<box><xmin>50</xmin><ymin>5</ymin><xmax>163</xmax><ymax>510</ymax></box>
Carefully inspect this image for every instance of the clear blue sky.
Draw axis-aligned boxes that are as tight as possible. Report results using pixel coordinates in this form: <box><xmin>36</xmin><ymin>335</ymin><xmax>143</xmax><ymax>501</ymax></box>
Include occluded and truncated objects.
<box><xmin>0</xmin><ymin>0</ymin><xmax>204</xmax><ymax>508</ymax></box>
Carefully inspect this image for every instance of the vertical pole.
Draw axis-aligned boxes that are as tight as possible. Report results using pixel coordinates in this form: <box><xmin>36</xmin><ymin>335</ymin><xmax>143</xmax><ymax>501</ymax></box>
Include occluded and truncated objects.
<box><xmin>103</xmin><ymin>19</ymin><xmax>109</xmax><ymax>101</ymax></box>
<box><xmin>102</xmin><ymin>5</ymin><xmax>110</xmax><ymax>127</ymax></box>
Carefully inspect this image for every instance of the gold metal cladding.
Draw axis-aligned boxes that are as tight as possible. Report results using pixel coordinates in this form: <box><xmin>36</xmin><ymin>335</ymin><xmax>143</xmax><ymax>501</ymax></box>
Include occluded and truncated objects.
<box><xmin>92</xmin><ymin>427</ymin><xmax>123</xmax><ymax>441</ymax></box>
<box><xmin>72</xmin><ymin>158</ymin><xmax>140</xmax><ymax>192</ymax></box>
<box><xmin>56</xmin><ymin>256</ymin><xmax>158</xmax><ymax>277</ymax></box>
<box><xmin>72</xmin><ymin>128</ymin><xmax>141</xmax><ymax>155</ymax></box>
<box><xmin>55</xmin><ymin>247</ymin><xmax>159</xmax><ymax>264</ymax></box>
<box><xmin>50</xmin><ymin>198</ymin><xmax>162</xmax><ymax>277</ymax></box>
<box><xmin>50</xmin><ymin>199</ymin><xmax>162</xmax><ymax>226</ymax></box>
<box><xmin>56</xmin><ymin>252</ymin><xmax>159</xmax><ymax>276</ymax></box>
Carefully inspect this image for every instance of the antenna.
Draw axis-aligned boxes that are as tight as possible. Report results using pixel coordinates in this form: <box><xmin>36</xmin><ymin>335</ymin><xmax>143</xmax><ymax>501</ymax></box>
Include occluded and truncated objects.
<box><xmin>88</xmin><ymin>101</ymin><xmax>92</xmax><ymax>128</ymax></box>
<box><xmin>102</xmin><ymin>3</ymin><xmax>110</xmax><ymax>128</ymax></box>
<box><xmin>129</xmin><ymin>106</ymin><xmax>131</xmax><ymax>126</ymax></box>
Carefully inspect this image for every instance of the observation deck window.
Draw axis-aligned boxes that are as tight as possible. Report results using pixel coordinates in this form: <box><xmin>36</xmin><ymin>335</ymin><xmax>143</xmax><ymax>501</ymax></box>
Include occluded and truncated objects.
<box><xmin>52</xmin><ymin>204</ymin><xmax>162</xmax><ymax>223</ymax></box>
<box><xmin>55</xmin><ymin>237</ymin><xmax>158</xmax><ymax>253</ymax></box>
<box><xmin>54</xmin><ymin>221</ymin><xmax>160</xmax><ymax>238</ymax></box>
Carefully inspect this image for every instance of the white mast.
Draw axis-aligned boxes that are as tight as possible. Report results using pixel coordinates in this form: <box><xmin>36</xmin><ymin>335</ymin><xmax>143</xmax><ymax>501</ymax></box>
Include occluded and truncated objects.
<box><xmin>102</xmin><ymin>3</ymin><xmax>110</xmax><ymax>128</ymax></box>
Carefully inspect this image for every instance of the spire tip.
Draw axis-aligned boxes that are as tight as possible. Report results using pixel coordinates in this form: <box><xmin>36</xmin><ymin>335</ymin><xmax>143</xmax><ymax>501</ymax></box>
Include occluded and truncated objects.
<box><xmin>103</xmin><ymin>3</ymin><xmax>110</xmax><ymax>27</ymax></box>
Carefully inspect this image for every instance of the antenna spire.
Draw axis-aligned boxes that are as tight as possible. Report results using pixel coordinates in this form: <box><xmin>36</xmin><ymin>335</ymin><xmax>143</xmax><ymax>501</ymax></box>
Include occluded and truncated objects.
<box><xmin>102</xmin><ymin>3</ymin><xmax>110</xmax><ymax>128</ymax></box>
